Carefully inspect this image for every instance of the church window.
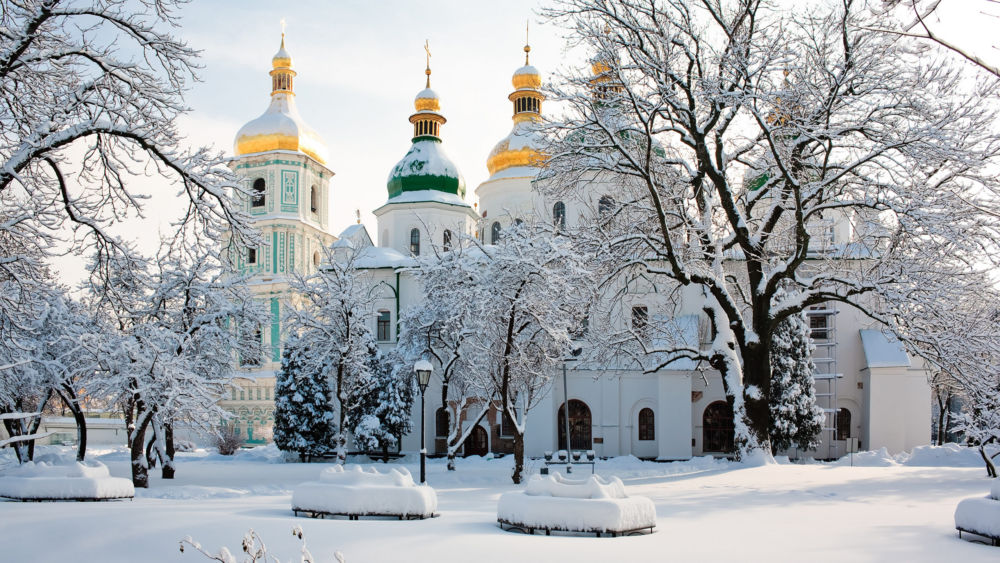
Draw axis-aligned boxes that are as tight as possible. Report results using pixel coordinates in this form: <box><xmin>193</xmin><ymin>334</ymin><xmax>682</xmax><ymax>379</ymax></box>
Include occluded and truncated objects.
<box><xmin>703</xmin><ymin>401</ymin><xmax>735</xmax><ymax>453</ymax></box>
<box><xmin>310</xmin><ymin>186</ymin><xmax>318</xmax><ymax>213</ymax></box>
<box><xmin>410</xmin><ymin>228</ymin><xmax>421</xmax><ymax>255</ymax></box>
<box><xmin>251</xmin><ymin>178</ymin><xmax>266</xmax><ymax>208</ymax></box>
<box><xmin>638</xmin><ymin>408</ymin><xmax>655</xmax><ymax>440</ymax></box>
<box><xmin>836</xmin><ymin>408</ymin><xmax>851</xmax><ymax>441</ymax></box>
<box><xmin>313</xmin><ymin>251</ymin><xmax>320</xmax><ymax>268</ymax></box>
<box><xmin>443</xmin><ymin>230</ymin><xmax>452</xmax><ymax>252</ymax></box>
<box><xmin>631</xmin><ymin>306</ymin><xmax>648</xmax><ymax>335</ymax></box>
<box><xmin>240</xmin><ymin>389</ymin><xmax>245</xmax><ymax>401</ymax></box>
<box><xmin>248</xmin><ymin>248</ymin><xmax>257</xmax><ymax>265</ymax></box>
<box><xmin>491</xmin><ymin>222</ymin><xmax>501</xmax><ymax>245</ymax></box>
<box><xmin>265</xmin><ymin>387</ymin><xmax>270</xmax><ymax>400</ymax></box>
<box><xmin>377</xmin><ymin>310</ymin><xmax>391</xmax><ymax>341</ymax></box>
<box><xmin>599</xmin><ymin>195</ymin><xmax>615</xmax><ymax>215</ymax></box>
<box><xmin>553</xmin><ymin>202</ymin><xmax>566</xmax><ymax>228</ymax></box>
<box><xmin>501</xmin><ymin>408</ymin><xmax>518</xmax><ymax>437</ymax></box>
<box><xmin>435</xmin><ymin>408</ymin><xmax>449</xmax><ymax>438</ymax></box>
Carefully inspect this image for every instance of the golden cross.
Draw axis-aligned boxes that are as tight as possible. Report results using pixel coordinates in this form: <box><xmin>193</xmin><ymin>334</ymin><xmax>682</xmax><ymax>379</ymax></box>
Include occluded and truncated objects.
<box><xmin>280</xmin><ymin>17</ymin><xmax>287</xmax><ymax>36</ymax></box>
<box><xmin>424</xmin><ymin>40</ymin><xmax>431</xmax><ymax>68</ymax></box>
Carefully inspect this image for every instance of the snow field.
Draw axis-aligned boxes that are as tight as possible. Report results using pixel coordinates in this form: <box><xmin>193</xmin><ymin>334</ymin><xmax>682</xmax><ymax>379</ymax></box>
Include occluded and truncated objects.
<box><xmin>1</xmin><ymin>446</ymin><xmax>998</xmax><ymax>562</ymax></box>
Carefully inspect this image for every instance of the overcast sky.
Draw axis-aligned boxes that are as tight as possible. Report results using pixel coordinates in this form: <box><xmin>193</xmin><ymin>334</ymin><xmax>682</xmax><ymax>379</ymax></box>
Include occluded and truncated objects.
<box><xmin>47</xmin><ymin>0</ymin><xmax>1000</xmax><ymax>287</ymax></box>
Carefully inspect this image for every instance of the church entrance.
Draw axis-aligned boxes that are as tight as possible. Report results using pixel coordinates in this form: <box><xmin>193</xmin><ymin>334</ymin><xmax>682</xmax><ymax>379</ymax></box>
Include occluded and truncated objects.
<box><xmin>558</xmin><ymin>400</ymin><xmax>592</xmax><ymax>451</ymax></box>
<box><xmin>463</xmin><ymin>425</ymin><xmax>489</xmax><ymax>457</ymax></box>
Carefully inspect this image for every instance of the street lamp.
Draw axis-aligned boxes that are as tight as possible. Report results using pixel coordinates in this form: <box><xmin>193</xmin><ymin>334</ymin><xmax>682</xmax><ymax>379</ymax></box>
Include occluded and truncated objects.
<box><xmin>561</xmin><ymin>347</ymin><xmax>582</xmax><ymax>474</ymax></box>
<box><xmin>414</xmin><ymin>360</ymin><xmax>433</xmax><ymax>484</ymax></box>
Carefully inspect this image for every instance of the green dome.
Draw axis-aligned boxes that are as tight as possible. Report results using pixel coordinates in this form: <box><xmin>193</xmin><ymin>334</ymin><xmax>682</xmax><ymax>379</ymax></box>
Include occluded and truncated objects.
<box><xmin>386</xmin><ymin>138</ymin><xmax>466</xmax><ymax>200</ymax></box>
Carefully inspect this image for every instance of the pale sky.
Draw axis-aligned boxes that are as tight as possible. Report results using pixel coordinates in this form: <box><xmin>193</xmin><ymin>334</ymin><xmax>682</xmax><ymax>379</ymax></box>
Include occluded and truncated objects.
<box><xmin>47</xmin><ymin>0</ymin><xmax>1000</xmax><ymax>288</ymax></box>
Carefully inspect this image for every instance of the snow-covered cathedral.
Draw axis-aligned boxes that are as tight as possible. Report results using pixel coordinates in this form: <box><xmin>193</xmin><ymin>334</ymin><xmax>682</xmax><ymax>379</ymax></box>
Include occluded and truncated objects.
<box><xmin>220</xmin><ymin>32</ymin><xmax>932</xmax><ymax>461</ymax></box>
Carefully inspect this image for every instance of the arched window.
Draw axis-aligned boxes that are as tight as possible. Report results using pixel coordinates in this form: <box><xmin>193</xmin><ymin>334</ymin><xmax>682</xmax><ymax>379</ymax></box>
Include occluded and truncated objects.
<box><xmin>310</xmin><ymin>186</ymin><xmax>318</xmax><ymax>213</ymax></box>
<box><xmin>553</xmin><ymin>201</ymin><xmax>566</xmax><ymax>228</ymax></box>
<box><xmin>251</xmin><ymin>178</ymin><xmax>266</xmax><ymax>208</ymax></box>
<box><xmin>491</xmin><ymin>221</ymin><xmax>501</xmax><ymax>245</ymax></box>
<box><xmin>598</xmin><ymin>195</ymin><xmax>615</xmax><ymax>215</ymax></box>
<box><xmin>443</xmin><ymin>230</ymin><xmax>452</xmax><ymax>252</ymax></box>
<box><xmin>410</xmin><ymin>228</ymin><xmax>420</xmax><ymax>255</ymax></box>
<box><xmin>435</xmin><ymin>408</ymin><xmax>449</xmax><ymax>438</ymax></box>
<box><xmin>638</xmin><ymin>408</ymin><xmax>655</xmax><ymax>441</ymax></box>
<box><xmin>313</xmin><ymin>251</ymin><xmax>320</xmax><ymax>268</ymax></box>
<box><xmin>557</xmin><ymin>399</ymin><xmax>592</xmax><ymax>451</ymax></box>
<box><xmin>465</xmin><ymin>425</ymin><xmax>489</xmax><ymax>457</ymax></box>
<box><xmin>703</xmin><ymin>401</ymin><xmax>735</xmax><ymax>453</ymax></box>
<box><xmin>836</xmin><ymin>408</ymin><xmax>851</xmax><ymax>441</ymax></box>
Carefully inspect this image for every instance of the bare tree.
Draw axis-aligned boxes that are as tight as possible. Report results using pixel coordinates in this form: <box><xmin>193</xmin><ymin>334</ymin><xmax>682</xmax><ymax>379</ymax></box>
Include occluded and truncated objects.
<box><xmin>0</xmin><ymin>0</ymin><xmax>260</xmax><ymax>330</ymax></box>
<box><xmin>540</xmin><ymin>0</ymin><xmax>1000</xmax><ymax>459</ymax></box>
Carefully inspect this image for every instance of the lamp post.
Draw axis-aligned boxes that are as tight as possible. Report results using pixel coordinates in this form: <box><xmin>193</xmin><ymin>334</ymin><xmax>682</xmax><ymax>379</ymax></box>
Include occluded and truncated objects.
<box><xmin>414</xmin><ymin>360</ymin><xmax>433</xmax><ymax>484</ymax></box>
<box><xmin>561</xmin><ymin>347</ymin><xmax>582</xmax><ymax>474</ymax></box>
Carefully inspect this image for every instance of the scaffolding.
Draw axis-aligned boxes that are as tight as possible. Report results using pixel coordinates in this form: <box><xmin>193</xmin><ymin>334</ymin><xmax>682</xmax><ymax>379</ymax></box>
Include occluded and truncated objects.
<box><xmin>807</xmin><ymin>303</ymin><xmax>841</xmax><ymax>461</ymax></box>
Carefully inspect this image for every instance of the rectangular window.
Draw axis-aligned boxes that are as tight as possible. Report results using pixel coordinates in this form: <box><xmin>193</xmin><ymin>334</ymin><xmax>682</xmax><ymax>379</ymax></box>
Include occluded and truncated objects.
<box><xmin>256</xmin><ymin>388</ymin><xmax>261</xmax><ymax>400</ymax></box>
<box><xmin>631</xmin><ymin>306</ymin><xmax>648</xmax><ymax>336</ymax></box>
<box><xmin>265</xmin><ymin>387</ymin><xmax>270</xmax><ymax>400</ymax></box>
<box><xmin>377</xmin><ymin>311</ymin><xmax>391</xmax><ymax>341</ymax></box>
<box><xmin>231</xmin><ymin>388</ymin><xmax>237</xmax><ymax>401</ymax></box>
<box><xmin>240</xmin><ymin>390</ymin><xmax>245</xmax><ymax>401</ymax></box>
<box><xmin>248</xmin><ymin>248</ymin><xmax>257</xmax><ymax>264</ymax></box>
<box><xmin>501</xmin><ymin>409</ymin><xmax>518</xmax><ymax>437</ymax></box>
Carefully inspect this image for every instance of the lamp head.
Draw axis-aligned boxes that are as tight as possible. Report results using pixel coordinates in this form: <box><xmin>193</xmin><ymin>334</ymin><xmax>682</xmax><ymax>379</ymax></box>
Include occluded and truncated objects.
<box><xmin>414</xmin><ymin>360</ymin><xmax>434</xmax><ymax>390</ymax></box>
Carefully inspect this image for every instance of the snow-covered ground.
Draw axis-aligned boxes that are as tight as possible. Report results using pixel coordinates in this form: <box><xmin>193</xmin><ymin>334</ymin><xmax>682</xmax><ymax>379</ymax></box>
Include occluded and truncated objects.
<box><xmin>1</xmin><ymin>445</ymin><xmax>997</xmax><ymax>562</ymax></box>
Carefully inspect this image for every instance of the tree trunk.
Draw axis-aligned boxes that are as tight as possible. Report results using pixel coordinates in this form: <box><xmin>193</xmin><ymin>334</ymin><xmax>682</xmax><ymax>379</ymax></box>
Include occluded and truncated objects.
<box><xmin>123</xmin><ymin>397</ymin><xmax>135</xmax><ymax>449</ymax></box>
<box><xmin>26</xmin><ymin>389</ymin><xmax>53</xmax><ymax>461</ymax></box>
<box><xmin>145</xmin><ymin>435</ymin><xmax>157</xmax><ymax>469</ymax></box>
<box><xmin>511</xmin><ymin>430</ymin><xmax>525</xmax><ymax>484</ymax></box>
<box><xmin>381</xmin><ymin>443</ymin><xmax>389</xmax><ymax>464</ymax></box>
<box><xmin>59</xmin><ymin>386</ymin><xmax>87</xmax><ymax>462</ymax></box>
<box><xmin>740</xmin><ymin>345</ymin><xmax>773</xmax><ymax>455</ymax></box>
<box><xmin>130</xmin><ymin>410</ymin><xmax>152</xmax><ymax>488</ymax></box>
<box><xmin>2</xmin><ymin>415</ymin><xmax>24</xmax><ymax>464</ymax></box>
<box><xmin>161</xmin><ymin>422</ymin><xmax>176</xmax><ymax>479</ymax></box>
<box><xmin>980</xmin><ymin>443</ymin><xmax>997</xmax><ymax>478</ymax></box>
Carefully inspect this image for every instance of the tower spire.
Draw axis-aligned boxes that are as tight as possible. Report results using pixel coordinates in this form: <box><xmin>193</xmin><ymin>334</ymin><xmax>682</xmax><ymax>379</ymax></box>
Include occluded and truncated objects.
<box><xmin>525</xmin><ymin>20</ymin><xmax>530</xmax><ymax>65</ymax></box>
<box><xmin>424</xmin><ymin>40</ymin><xmax>432</xmax><ymax>88</ymax></box>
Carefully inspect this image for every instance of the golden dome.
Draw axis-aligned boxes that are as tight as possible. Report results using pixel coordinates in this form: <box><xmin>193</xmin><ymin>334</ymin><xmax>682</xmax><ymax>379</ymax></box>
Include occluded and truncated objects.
<box><xmin>234</xmin><ymin>33</ymin><xmax>329</xmax><ymax>166</ymax></box>
<box><xmin>414</xmin><ymin>88</ymin><xmax>441</xmax><ymax>112</ymax></box>
<box><xmin>484</xmin><ymin>42</ymin><xmax>547</xmax><ymax>179</ymax></box>
<box><xmin>272</xmin><ymin>36</ymin><xmax>292</xmax><ymax>69</ymax></box>
<box><xmin>512</xmin><ymin>65</ymin><xmax>541</xmax><ymax>90</ymax></box>
<box><xmin>486</xmin><ymin>132</ymin><xmax>545</xmax><ymax>177</ymax></box>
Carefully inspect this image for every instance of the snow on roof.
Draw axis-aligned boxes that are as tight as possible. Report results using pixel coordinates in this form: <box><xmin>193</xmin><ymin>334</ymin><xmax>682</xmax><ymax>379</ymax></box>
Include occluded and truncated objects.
<box><xmin>338</xmin><ymin>224</ymin><xmax>365</xmax><ymax>238</ymax></box>
<box><xmin>415</xmin><ymin>88</ymin><xmax>440</xmax><ymax>101</ymax></box>
<box><xmin>860</xmin><ymin>329</ymin><xmax>911</xmax><ymax>368</ymax></box>
<box><xmin>353</xmin><ymin>245</ymin><xmax>416</xmax><ymax>269</ymax></box>
<box><xmin>514</xmin><ymin>65</ymin><xmax>540</xmax><ymax>76</ymax></box>
<box><xmin>387</xmin><ymin>139</ymin><xmax>463</xmax><ymax>182</ymax></box>
<box><xmin>380</xmin><ymin>189</ymin><xmax>471</xmax><ymax>208</ymax></box>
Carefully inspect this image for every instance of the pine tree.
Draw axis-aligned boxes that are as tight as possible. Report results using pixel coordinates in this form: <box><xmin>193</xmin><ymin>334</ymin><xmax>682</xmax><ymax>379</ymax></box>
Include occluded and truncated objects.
<box><xmin>351</xmin><ymin>348</ymin><xmax>415</xmax><ymax>463</ymax></box>
<box><xmin>768</xmin><ymin>308</ymin><xmax>825</xmax><ymax>454</ymax></box>
<box><xmin>273</xmin><ymin>336</ymin><xmax>336</xmax><ymax>461</ymax></box>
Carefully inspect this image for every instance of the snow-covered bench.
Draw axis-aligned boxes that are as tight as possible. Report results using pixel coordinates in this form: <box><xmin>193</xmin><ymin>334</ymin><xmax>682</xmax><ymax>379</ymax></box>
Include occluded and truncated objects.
<box><xmin>292</xmin><ymin>465</ymin><xmax>437</xmax><ymax>520</ymax></box>
<box><xmin>497</xmin><ymin>473</ymin><xmax>656</xmax><ymax>537</ymax></box>
<box><xmin>0</xmin><ymin>454</ymin><xmax>134</xmax><ymax>501</ymax></box>
<box><xmin>955</xmin><ymin>478</ymin><xmax>1000</xmax><ymax>546</ymax></box>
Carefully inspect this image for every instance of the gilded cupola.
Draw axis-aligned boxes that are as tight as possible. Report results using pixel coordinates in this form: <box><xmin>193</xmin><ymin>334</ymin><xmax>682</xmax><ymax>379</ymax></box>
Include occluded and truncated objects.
<box><xmin>485</xmin><ymin>36</ymin><xmax>547</xmax><ymax>180</ymax></box>
<box><xmin>233</xmin><ymin>28</ymin><xmax>330</xmax><ymax>166</ymax></box>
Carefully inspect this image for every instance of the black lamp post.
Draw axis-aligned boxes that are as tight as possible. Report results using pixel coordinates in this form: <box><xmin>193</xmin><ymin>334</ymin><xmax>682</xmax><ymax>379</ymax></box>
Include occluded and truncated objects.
<box><xmin>414</xmin><ymin>360</ymin><xmax>433</xmax><ymax>484</ymax></box>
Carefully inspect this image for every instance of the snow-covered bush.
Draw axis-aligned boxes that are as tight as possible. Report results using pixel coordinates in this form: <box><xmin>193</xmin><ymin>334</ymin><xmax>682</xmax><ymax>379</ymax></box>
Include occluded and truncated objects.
<box><xmin>954</xmin><ymin>478</ymin><xmax>1000</xmax><ymax>541</ymax></box>
<box><xmin>175</xmin><ymin>440</ymin><xmax>197</xmax><ymax>453</ymax></box>
<box><xmin>180</xmin><ymin>526</ymin><xmax>341</xmax><ymax>563</ymax></box>
<box><xmin>350</xmin><ymin>348</ymin><xmax>414</xmax><ymax>463</ymax></box>
<box><xmin>273</xmin><ymin>337</ymin><xmax>336</xmax><ymax>461</ymax></box>
<box><xmin>209</xmin><ymin>425</ymin><xmax>243</xmax><ymax>456</ymax></box>
<box><xmin>0</xmin><ymin>452</ymin><xmax>134</xmax><ymax>500</ymax></box>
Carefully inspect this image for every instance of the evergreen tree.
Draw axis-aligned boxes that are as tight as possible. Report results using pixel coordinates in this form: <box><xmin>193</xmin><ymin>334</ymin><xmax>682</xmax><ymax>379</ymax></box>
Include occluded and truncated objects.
<box><xmin>273</xmin><ymin>336</ymin><xmax>336</xmax><ymax>461</ymax></box>
<box><xmin>769</xmin><ymin>306</ymin><xmax>825</xmax><ymax>454</ymax></box>
<box><xmin>351</xmin><ymin>348</ymin><xmax>415</xmax><ymax>463</ymax></box>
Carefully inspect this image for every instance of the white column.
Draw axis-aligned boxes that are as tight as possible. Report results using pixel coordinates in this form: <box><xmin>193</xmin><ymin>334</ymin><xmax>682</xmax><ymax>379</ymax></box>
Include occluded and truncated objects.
<box><xmin>658</xmin><ymin>372</ymin><xmax>693</xmax><ymax>460</ymax></box>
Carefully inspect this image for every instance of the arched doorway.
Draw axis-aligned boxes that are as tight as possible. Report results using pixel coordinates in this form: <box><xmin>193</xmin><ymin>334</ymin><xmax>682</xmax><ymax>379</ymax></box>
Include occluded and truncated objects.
<box><xmin>464</xmin><ymin>425</ymin><xmax>489</xmax><ymax>457</ymax></box>
<box><xmin>558</xmin><ymin>400</ymin><xmax>592</xmax><ymax>451</ymax></box>
<box><xmin>703</xmin><ymin>401</ymin><xmax>735</xmax><ymax>453</ymax></box>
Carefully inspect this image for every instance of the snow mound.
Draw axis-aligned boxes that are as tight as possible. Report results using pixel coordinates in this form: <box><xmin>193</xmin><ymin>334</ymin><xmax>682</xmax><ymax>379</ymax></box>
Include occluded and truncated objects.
<box><xmin>830</xmin><ymin>447</ymin><xmax>898</xmax><ymax>467</ymax></box>
<box><xmin>292</xmin><ymin>465</ymin><xmax>437</xmax><ymax>518</ymax></box>
<box><xmin>0</xmin><ymin>456</ymin><xmax>134</xmax><ymax>500</ymax></box>
<box><xmin>955</xmin><ymin>496</ymin><xmax>1000</xmax><ymax>539</ymax></box>
<box><xmin>497</xmin><ymin>473</ymin><xmax>656</xmax><ymax>533</ymax></box>
<box><xmin>137</xmin><ymin>484</ymin><xmax>292</xmax><ymax>500</ymax></box>
<box><xmin>904</xmin><ymin>443</ymin><xmax>986</xmax><ymax>467</ymax></box>
<box><xmin>202</xmin><ymin>444</ymin><xmax>286</xmax><ymax>464</ymax></box>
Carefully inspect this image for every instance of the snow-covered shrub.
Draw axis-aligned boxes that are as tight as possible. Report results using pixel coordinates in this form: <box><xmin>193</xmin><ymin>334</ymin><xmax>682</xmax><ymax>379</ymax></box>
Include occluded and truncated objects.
<box><xmin>209</xmin><ymin>425</ymin><xmax>243</xmax><ymax>456</ymax></box>
<box><xmin>273</xmin><ymin>337</ymin><xmax>337</xmax><ymax>461</ymax></box>
<box><xmin>0</xmin><ymin>453</ymin><xmax>134</xmax><ymax>500</ymax></box>
<box><xmin>768</xmin><ymin>296</ymin><xmax>824</xmax><ymax>454</ymax></box>
<box><xmin>175</xmin><ymin>440</ymin><xmax>197</xmax><ymax>453</ymax></box>
<box><xmin>180</xmin><ymin>526</ymin><xmax>342</xmax><ymax>563</ymax></box>
<box><xmin>292</xmin><ymin>465</ymin><xmax>437</xmax><ymax>518</ymax></box>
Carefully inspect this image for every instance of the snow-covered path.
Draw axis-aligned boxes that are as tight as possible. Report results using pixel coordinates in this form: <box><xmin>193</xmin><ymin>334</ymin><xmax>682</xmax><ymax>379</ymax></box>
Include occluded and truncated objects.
<box><xmin>1</xmin><ymin>450</ymin><xmax>996</xmax><ymax>562</ymax></box>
